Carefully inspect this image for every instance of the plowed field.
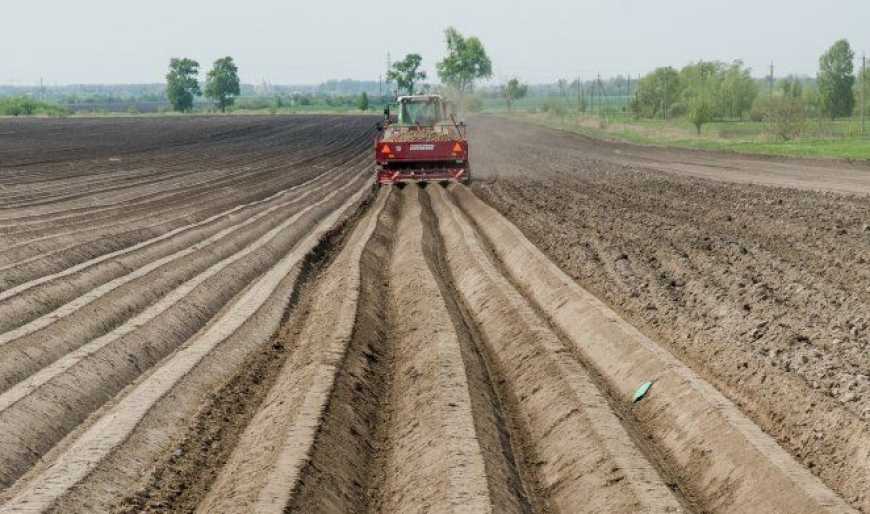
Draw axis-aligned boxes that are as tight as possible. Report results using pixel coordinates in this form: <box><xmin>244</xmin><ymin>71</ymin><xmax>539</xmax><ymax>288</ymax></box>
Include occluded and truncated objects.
<box><xmin>0</xmin><ymin>115</ymin><xmax>865</xmax><ymax>513</ymax></box>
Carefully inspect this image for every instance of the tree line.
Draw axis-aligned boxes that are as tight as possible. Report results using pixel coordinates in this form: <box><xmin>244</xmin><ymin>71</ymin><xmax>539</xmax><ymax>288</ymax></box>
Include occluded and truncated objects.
<box><xmin>630</xmin><ymin>39</ymin><xmax>866</xmax><ymax>137</ymax></box>
<box><xmin>165</xmin><ymin>27</ymin><xmax>496</xmax><ymax>114</ymax></box>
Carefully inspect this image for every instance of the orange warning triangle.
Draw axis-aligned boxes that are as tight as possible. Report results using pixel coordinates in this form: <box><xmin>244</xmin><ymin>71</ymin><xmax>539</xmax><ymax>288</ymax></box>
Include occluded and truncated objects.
<box><xmin>452</xmin><ymin>142</ymin><xmax>463</xmax><ymax>153</ymax></box>
<box><xmin>381</xmin><ymin>144</ymin><xmax>392</xmax><ymax>154</ymax></box>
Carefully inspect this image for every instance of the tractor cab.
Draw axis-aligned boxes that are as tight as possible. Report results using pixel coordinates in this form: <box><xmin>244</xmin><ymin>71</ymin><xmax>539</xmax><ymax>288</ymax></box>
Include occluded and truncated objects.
<box><xmin>397</xmin><ymin>95</ymin><xmax>447</xmax><ymax>126</ymax></box>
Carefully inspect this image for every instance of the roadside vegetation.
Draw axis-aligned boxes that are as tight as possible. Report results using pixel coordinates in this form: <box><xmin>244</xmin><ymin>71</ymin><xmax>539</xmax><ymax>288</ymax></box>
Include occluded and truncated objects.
<box><xmin>0</xmin><ymin>97</ymin><xmax>70</xmax><ymax>116</ymax></box>
<box><xmin>498</xmin><ymin>111</ymin><xmax>870</xmax><ymax>160</ymax></box>
<box><xmin>489</xmin><ymin>38</ymin><xmax>869</xmax><ymax>161</ymax></box>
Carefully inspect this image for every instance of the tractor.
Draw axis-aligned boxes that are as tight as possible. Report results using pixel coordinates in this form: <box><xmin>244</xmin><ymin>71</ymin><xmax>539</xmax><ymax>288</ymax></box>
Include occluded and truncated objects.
<box><xmin>375</xmin><ymin>95</ymin><xmax>470</xmax><ymax>185</ymax></box>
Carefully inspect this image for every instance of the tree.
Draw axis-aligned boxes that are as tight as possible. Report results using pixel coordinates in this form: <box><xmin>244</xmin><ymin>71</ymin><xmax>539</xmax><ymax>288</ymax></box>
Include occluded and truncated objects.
<box><xmin>765</xmin><ymin>96</ymin><xmax>807</xmax><ymax>141</ymax></box>
<box><xmin>687</xmin><ymin>94</ymin><xmax>714</xmax><ymax>134</ymax></box>
<box><xmin>436</xmin><ymin>27</ymin><xmax>493</xmax><ymax>116</ymax></box>
<box><xmin>205</xmin><ymin>57</ymin><xmax>241</xmax><ymax>113</ymax></box>
<box><xmin>502</xmin><ymin>78</ymin><xmax>528</xmax><ymax>112</ymax></box>
<box><xmin>779</xmin><ymin>75</ymin><xmax>803</xmax><ymax>99</ymax></box>
<box><xmin>718</xmin><ymin>60</ymin><xmax>757</xmax><ymax>119</ymax></box>
<box><xmin>818</xmin><ymin>39</ymin><xmax>855</xmax><ymax>119</ymax></box>
<box><xmin>166</xmin><ymin>58</ymin><xmax>200</xmax><ymax>112</ymax></box>
<box><xmin>802</xmin><ymin>84</ymin><xmax>822</xmax><ymax>119</ymax></box>
<box><xmin>386</xmin><ymin>54</ymin><xmax>426</xmax><ymax>96</ymax></box>
<box><xmin>679</xmin><ymin>61</ymin><xmax>726</xmax><ymax>132</ymax></box>
<box><xmin>357</xmin><ymin>92</ymin><xmax>369</xmax><ymax>111</ymax></box>
<box><xmin>633</xmin><ymin>67</ymin><xmax>681</xmax><ymax>118</ymax></box>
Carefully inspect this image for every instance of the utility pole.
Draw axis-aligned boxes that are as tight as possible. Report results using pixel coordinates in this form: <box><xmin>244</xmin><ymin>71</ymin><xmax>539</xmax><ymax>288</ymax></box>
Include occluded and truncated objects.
<box><xmin>590</xmin><ymin>76</ymin><xmax>595</xmax><ymax>115</ymax></box>
<box><xmin>624</xmin><ymin>74</ymin><xmax>630</xmax><ymax>129</ymax></box>
<box><xmin>597</xmin><ymin>73</ymin><xmax>602</xmax><ymax>115</ymax></box>
<box><xmin>636</xmin><ymin>74</ymin><xmax>640</xmax><ymax>117</ymax></box>
<box><xmin>577</xmin><ymin>74</ymin><xmax>582</xmax><ymax>111</ymax></box>
<box><xmin>769</xmin><ymin>61</ymin><xmax>774</xmax><ymax>98</ymax></box>
<box><xmin>859</xmin><ymin>53</ymin><xmax>866</xmax><ymax>135</ymax></box>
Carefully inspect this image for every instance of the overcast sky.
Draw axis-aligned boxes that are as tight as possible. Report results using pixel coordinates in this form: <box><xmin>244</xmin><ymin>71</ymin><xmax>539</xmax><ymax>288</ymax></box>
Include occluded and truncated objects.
<box><xmin>2</xmin><ymin>0</ymin><xmax>867</xmax><ymax>85</ymax></box>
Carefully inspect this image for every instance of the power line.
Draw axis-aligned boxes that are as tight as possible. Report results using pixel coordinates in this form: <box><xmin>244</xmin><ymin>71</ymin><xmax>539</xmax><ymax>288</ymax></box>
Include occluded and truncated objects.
<box><xmin>862</xmin><ymin>53</ymin><xmax>866</xmax><ymax>137</ymax></box>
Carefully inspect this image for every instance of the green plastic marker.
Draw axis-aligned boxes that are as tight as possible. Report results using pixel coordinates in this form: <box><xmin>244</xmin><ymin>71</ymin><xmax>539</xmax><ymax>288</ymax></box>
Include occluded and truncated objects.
<box><xmin>633</xmin><ymin>381</ymin><xmax>653</xmax><ymax>403</ymax></box>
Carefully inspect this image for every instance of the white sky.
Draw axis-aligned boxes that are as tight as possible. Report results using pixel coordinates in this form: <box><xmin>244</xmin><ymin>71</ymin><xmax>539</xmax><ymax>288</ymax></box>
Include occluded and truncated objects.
<box><xmin>1</xmin><ymin>0</ymin><xmax>868</xmax><ymax>85</ymax></box>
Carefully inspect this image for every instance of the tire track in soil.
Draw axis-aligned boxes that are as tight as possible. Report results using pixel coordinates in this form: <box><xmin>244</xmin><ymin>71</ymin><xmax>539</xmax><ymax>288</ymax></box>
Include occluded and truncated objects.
<box><xmin>0</xmin><ymin>159</ymin><xmax>367</xmax><ymax>393</ymax></box>
<box><xmin>4</xmin><ymin>115</ymin><xmax>855</xmax><ymax>513</ymax></box>
<box><xmin>0</xmin><ymin>116</ymin><xmax>378</xmax><ymax>513</ymax></box>
<box><xmin>0</xmin><ymin>125</ymin><xmax>368</xmax><ymax>235</ymax></box>
<box><xmin>0</xmin><ymin>174</ymin><xmax>370</xmax><ymax>492</ymax></box>
<box><xmin>208</xmin><ymin>179</ymin><xmax>850</xmax><ymax>514</ymax></box>
<box><xmin>110</xmin><ymin>189</ymin><xmax>380</xmax><ymax>514</ymax></box>
<box><xmin>0</xmin><ymin>129</ymin><xmax>370</xmax><ymax>282</ymax></box>
<box><xmin>189</xmin><ymin>187</ymin><xmax>537</xmax><ymax>514</ymax></box>
<box><xmin>426</xmin><ymin>185</ymin><xmax>686</xmax><ymax>513</ymax></box>
<box><xmin>449</xmin><ymin>184</ymin><xmax>856</xmax><ymax>514</ymax></box>
<box><xmin>0</xmin><ymin>150</ymin><xmax>365</xmax><ymax>320</ymax></box>
<box><xmin>0</xmin><ymin>117</ymin><xmax>371</xmax><ymax>216</ymax></box>
<box><xmin>0</xmin><ymin>178</ymin><xmax>372</xmax><ymax>513</ymax></box>
<box><xmin>367</xmin><ymin>186</ymin><xmax>521</xmax><ymax>513</ymax></box>
<box><xmin>193</xmin><ymin>186</ymin><xmax>393</xmax><ymax>514</ymax></box>
<box><xmin>471</xmin><ymin>116</ymin><xmax>870</xmax><ymax>511</ymax></box>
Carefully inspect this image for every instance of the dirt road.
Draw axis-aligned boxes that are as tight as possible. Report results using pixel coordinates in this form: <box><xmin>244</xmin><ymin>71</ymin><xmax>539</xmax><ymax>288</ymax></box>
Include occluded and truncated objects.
<box><xmin>0</xmin><ymin>116</ymin><xmax>865</xmax><ymax>513</ymax></box>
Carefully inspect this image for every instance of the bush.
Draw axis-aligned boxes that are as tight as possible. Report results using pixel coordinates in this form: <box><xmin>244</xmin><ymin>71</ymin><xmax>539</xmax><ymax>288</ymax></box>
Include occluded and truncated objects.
<box><xmin>542</xmin><ymin>98</ymin><xmax>567</xmax><ymax>117</ymax></box>
<box><xmin>3</xmin><ymin>102</ymin><xmax>23</xmax><ymax>116</ymax></box>
<box><xmin>750</xmin><ymin>96</ymin><xmax>772</xmax><ymax>122</ymax></box>
<box><xmin>19</xmin><ymin>99</ymin><xmax>37</xmax><ymax>115</ymax></box>
<box><xmin>234</xmin><ymin>97</ymin><xmax>273</xmax><ymax>110</ymax></box>
<box><xmin>765</xmin><ymin>96</ymin><xmax>807</xmax><ymax>141</ymax></box>
<box><xmin>669</xmin><ymin>101</ymin><xmax>687</xmax><ymax>118</ymax></box>
<box><xmin>0</xmin><ymin>96</ymin><xmax>69</xmax><ymax>117</ymax></box>
<box><xmin>687</xmin><ymin>96</ymin><xmax>714</xmax><ymax>134</ymax></box>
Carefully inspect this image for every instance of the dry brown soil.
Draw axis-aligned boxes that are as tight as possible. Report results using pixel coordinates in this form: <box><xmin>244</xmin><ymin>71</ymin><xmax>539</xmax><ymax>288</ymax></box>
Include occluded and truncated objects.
<box><xmin>0</xmin><ymin>115</ymin><xmax>865</xmax><ymax>513</ymax></box>
<box><xmin>471</xmin><ymin>115</ymin><xmax>870</xmax><ymax>511</ymax></box>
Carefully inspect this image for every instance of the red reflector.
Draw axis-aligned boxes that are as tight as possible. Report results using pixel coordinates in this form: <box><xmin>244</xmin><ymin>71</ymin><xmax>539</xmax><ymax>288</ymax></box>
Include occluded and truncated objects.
<box><xmin>452</xmin><ymin>142</ymin><xmax>463</xmax><ymax>153</ymax></box>
<box><xmin>381</xmin><ymin>144</ymin><xmax>392</xmax><ymax>154</ymax></box>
